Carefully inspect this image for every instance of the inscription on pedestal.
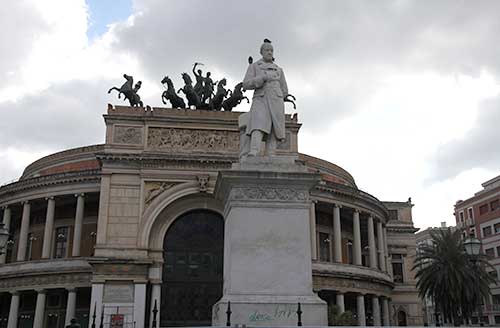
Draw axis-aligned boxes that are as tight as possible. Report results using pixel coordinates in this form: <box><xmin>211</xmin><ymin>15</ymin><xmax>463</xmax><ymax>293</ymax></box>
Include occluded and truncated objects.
<box><xmin>103</xmin><ymin>284</ymin><xmax>134</xmax><ymax>303</ymax></box>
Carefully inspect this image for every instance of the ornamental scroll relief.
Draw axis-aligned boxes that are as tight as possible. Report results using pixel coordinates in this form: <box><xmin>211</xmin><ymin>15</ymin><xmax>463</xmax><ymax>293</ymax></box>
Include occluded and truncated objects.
<box><xmin>113</xmin><ymin>125</ymin><xmax>143</xmax><ymax>145</ymax></box>
<box><xmin>230</xmin><ymin>186</ymin><xmax>308</xmax><ymax>202</ymax></box>
<box><xmin>144</xmin><ymin>181</ymin><xmax>178</xmax><ymax>206</ymax></box>
<box><xmin>147</xmin><ymin>127</ymin><xmax>239</xmax><ymax>153</ymax></box>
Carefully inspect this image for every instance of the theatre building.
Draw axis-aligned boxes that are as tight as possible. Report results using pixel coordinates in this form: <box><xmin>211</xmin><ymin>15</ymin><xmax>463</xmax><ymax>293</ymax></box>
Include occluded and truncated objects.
<box><xmin>0</xmin><ymin>106</ymin><xmax>423</xmax><ymax>327</ymax></box>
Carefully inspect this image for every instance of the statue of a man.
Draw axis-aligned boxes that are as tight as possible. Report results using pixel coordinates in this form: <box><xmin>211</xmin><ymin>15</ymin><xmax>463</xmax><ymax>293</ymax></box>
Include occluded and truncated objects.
<box><xmin>242</xmin><ymin>39</ymin><xmax>288</xmax><ymax>156</ymax></box>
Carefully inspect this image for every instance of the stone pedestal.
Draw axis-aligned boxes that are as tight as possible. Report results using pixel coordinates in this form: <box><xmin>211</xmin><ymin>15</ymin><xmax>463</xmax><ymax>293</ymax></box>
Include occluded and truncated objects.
<box><xmin>212</xmin><ymin>158</ymin><xmax>327</xmax><ymax>326</ymax></box>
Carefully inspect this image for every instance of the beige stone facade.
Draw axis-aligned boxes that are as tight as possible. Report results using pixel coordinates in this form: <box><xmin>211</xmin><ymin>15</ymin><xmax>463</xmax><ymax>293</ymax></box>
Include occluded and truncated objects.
<box><xmin>0</xmin><ymin>105</ymin><xmax>423</xmax><ymax>327</ymax></box>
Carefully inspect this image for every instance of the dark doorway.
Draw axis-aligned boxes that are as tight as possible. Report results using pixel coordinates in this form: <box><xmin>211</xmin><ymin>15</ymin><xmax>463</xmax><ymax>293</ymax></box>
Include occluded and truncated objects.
<box><xmin>161</xmin><ymin>210</ymin><xmax>224</xmax><ymax>327</ymax></box>
<box><xmin>398</xmin><ymin>310</ymin><xmax>407</xmax><ymax>326</ymax></box>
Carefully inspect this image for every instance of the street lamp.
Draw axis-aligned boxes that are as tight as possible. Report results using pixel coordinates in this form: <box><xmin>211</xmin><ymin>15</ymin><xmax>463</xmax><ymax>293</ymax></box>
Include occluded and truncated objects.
<box><xmin>0</xmin><ymin>223</ymin><xmax>9</xmax><ymax>254</ymax></box>
<box><xmin>464</xmin><ymin>236</ymin><xmax>481</xmax><ymax>258</ymax></box>
<box><xmin>464</xmin><ymin>235</ymin><xmax>484</xmax><ymax>326</ymax></box>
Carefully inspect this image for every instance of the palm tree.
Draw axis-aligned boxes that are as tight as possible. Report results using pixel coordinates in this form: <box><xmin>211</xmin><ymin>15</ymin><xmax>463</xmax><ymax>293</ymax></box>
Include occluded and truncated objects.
<box><xmin>413</xmin><ymin>228</ymin><xmax>494</xmax><ymax>325</ymax></box>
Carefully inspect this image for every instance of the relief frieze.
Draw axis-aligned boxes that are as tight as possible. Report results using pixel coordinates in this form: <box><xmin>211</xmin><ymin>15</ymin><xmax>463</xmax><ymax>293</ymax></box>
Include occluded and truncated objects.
<box><xmin>230</xmin><ymin>186</ymin><xmax>308</xmax><ymax>202</ymax></box>
<box><xmin>147</xmin><ymin>127</ymin><xmax>239</xmax><ymax>153</ymax></box>
<box><xmin>0</xmin><ymin>273</ymin><xmax>91</xmax><ymax>291</ymax></box>
<box><xmin>113</xmin><ymin>126</ymin><xmax>143</xmax><ymax>145</ymax></box>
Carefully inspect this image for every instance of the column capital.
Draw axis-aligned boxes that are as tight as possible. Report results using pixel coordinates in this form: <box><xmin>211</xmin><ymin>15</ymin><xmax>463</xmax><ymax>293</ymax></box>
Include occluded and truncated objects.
<box><xmin>66</xmin><ymin>287</ymin><xmax>77</xmax><ymax>292</ymax></box>
<box><xmin>75</xmin><ymin>193</ymin><xmax>85</xmax><ymax>198</ymax></box>
<box><xmin>9</xmin><ymin>290</ymin><xmax>19</xmax><ymax>296</ymax></box>
<box><xmin>35</xmin><ymin>289</ymin><xmax>47</xmax><ymax>294</ymax></box>
<box><xmin>1</xmin><ymin>205</ymin><xmax>8</xmax><ymax>210</ymax></box>
<box><xmin>353</xmin><ymin>208</ymin><xmax>360</xmax><ymax>214</ymax></box>
<box><xmin>45</xmin><ymin>196</ymin><xmax>54</xmax><ymax>201</ymax></box>
<box><xmin>333</xmin><ymin>203</ymin><xmax>342</xmax><ymax>209</ymax></box>
<box><xmin>22</xmin><ymin>200</ymin><xmax>30</xmax><ymax>205</ymax></box>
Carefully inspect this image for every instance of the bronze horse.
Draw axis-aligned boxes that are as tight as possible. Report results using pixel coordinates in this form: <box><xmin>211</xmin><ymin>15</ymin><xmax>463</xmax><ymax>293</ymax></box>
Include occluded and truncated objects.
<box><xmin>178</xmin><ymin>73</ymin><xmax>202</xmax><ymax>109</ymax></box>
<box><xmin>161</xmin><ymin>76</ymin><xmax>186</xmax><ymax>109</ymax></box>
<box><xmin>108</xmin><ymin>74</ymin><xmax>143</xmax><ymax>107</ymax></box>
<box><xmin>209</xmin><ymin>79</ymin><xmax>229</xmax><ymax>111</ymax></box>
<box><xmin>222</xmin><ymin>82</ymin><xmax>249</xmax><ymax>111</ymax></box>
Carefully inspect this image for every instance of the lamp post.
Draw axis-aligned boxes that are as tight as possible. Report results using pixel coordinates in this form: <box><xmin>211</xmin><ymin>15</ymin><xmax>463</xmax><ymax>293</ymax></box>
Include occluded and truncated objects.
<box><xmin>0</xmin><ymin>223</ymin><xmax>9</xmax><ymax>255</ymax></box>
<box><xmin>464</xmin><ymin>236</ymin><xmax>483</xmax><ymax>326</ymax></box>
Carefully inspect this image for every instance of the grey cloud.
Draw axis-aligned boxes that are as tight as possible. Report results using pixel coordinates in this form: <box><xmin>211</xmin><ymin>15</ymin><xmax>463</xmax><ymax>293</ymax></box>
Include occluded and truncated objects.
<box><xmin>0</xmin><ymin>2</ymin><xmax>48</xmax><ymax>89</ymax></box>
<box><xmin>0</xmin><ymin>80</ymin><xmax>108</xmax><ymax>150</ymax></box>
<box><xmin>108</xmin><ymin>0</ymin><xmax>500</xmax><ymax>131</ymax></box>
<box><xmin>429</xmin><ymin>96</ymin><xmax>500</xmax><ymax>181</ymax></box>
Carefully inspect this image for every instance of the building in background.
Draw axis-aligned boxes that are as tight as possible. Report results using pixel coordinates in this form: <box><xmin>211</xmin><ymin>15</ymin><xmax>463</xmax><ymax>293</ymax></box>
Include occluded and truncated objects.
<box><xmin>455</xmin><ymin>174</ymin><xmax>500</xmax><ymax>325</ymax></box>
<box><xmin>383</xmin><ymin>200</ymin><xmax>422</xmax><ymax>326</ymax></box>
<box><xmin>415</xmin><ymin>222</ymin><xmax>454</xmax><ymax>326</ymax></box>
<box><xmin>0</xmin><ymin>106</ymin><xmax>424</xmax><ymax>327</ymax></box>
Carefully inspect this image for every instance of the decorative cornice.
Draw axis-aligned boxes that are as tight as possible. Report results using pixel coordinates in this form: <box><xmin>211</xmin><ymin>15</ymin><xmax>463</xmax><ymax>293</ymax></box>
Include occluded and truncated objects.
<box><xmin>314</xmin><ymin>181</ymin><xmax>389</xmax><ymax>218</ymax></box>
<box><xmin>97</xmin><ymin>152</ymin><xmax>237</xmax><ymax>170</ymax></box>
<box><xmin>0</xmin><ymin>170</ymin><xmax>100</xmax><ymax>200</ymax></box>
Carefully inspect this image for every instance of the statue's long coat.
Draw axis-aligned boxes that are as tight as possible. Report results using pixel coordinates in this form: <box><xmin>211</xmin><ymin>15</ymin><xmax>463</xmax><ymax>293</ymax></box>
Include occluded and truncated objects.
<box><xmin>242</xmin><ymin>59</ymin><xmax>288</xmax><ymax>140</ymax></box>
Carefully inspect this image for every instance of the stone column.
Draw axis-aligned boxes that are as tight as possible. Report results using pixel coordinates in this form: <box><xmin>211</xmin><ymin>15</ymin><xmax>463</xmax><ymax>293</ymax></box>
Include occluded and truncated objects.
<box><xmin>65</xmin><ymin>288</ymin><xmax>77</xmax><ymax>326</ymax></box>
<box><xmin>0</xmin><ymin>207</ymin><xmax>12</xmax><ymax>264</ymax></box>
<box><xmin>134</xmin><ymin>283</ymin><xmax>147</xmax><ymax>328</ymax></box>
<box><xmin>336</xmin><ymin>292</ymin><xmax>345</xmax><ymax>313</ymax></box>
<box><xmin>382</xmin><ymin>297</ymin><xmax>390</xmax><ymax>326</ymax></box>
<box><xmin>333</xmin><ymin>204</ymin><xmax>342</xmax><ymax>263</ymax></box>
<box><xmin>368</xmin><ymin>216</ymin><xmax>377</xmax><ymax>269</ymax></box>
<box><xmin>353</xmin><ymin>210</ymin><xmax>362</xmax><ymax>266</ymax></box>
<box><xmin>309</xmin><ymin>201</ymin><xmax>317</xmax><ymax>260</ymax></box>
<box><xmin>7</xmin><ymin>291</ymin><xmax>20</xmax><ymax>328</ymax></box>
<box><xmin>372</xmin><ymin>295</ymin><xmax>381</xmax><ymax>326</ymax></box>
<box><xmin>383</xmin><ymin>226</ymin><xmax>391</xmax><ymax>275</ymax></box>
<box><xmin>382</xmin><ymin>297</ymin><xmax>391</xmax><ymax>326</ymax></box>
<box><xmin>41</xmin><ymin>197</ymin><xmax>55</xmax><ymax>259</ymax></box>
<box><xmin>377</xmin><ymin>221</ymin><xmax>386</xmax><ymax>272</ymax></box>
<box><xmin>150</xmin><ymin>284</ymin><xmax>161</xmax><ymax>328</ymax></box>
<box><xmin>89</xmin><ymin>283</ymin><xmax>104</xmax><ymax>328</ymax></box>
<box><xmin>356</xmin><ymin>294</ymin><xmax>366</xmax><ymax>326</ymax></box>
<box><xmin>72</xmin><ymin>194</ymin><xmax>85</xmax><ymax>257</ymax></box>
<box><xmin>17</xmin><ymin>201</ymin><xmax>31</xmax><ymax>261</ymax></box>
<box><xmin>33</xmin><ymin>289</ymin><xmax>47</xmax><ymax>328</ymax></box>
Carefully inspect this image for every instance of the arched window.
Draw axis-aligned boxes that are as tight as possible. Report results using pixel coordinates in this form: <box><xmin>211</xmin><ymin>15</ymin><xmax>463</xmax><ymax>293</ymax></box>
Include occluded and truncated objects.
<box><xmin>162</xmin><ymin>210</ymin><xmax>224</xmax><ymax>327</ymax></box>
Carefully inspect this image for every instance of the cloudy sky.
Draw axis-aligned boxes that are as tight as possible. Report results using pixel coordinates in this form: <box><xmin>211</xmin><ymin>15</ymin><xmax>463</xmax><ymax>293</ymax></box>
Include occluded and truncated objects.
<box><xmin>1</xmin><ymin>0</ymin><xmax>499</xmax><ymax>229</ymax></box>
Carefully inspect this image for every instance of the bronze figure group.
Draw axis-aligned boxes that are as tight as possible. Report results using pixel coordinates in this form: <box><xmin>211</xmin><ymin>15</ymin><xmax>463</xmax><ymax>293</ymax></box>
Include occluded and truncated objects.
<box><xmin>108</xmin><ymin>62</ymin><xmax>253</xmax><ymax>112</ymax></box>
<box><xmin>107</xmin><ymin>49</ymin><xmax>297</xmax><ymax>111</ymax></box>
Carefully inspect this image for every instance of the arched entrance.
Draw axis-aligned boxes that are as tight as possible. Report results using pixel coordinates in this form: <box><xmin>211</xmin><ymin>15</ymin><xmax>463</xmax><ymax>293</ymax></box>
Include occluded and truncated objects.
<box><xmin>161</xmin><ymin>209</ymin><xmax>224</xmax><ymax>326</ymax></box>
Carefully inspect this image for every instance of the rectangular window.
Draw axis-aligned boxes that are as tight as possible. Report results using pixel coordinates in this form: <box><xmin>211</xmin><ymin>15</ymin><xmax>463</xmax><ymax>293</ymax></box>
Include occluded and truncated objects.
<box><xmin>54</xmin><ymin>227</ymin><xmax>69</xmax><ymax>259</ymax></box>
<box><xmin>492</xmin><ymin>199</ymin><xmax>500</xmax><ymax>211</ymax></box>
<box><xmin>484</xmin><ymin>226</ymin><xmax>493</xmax><ymax>237</ymax></box>
<box><xmin>459</xmin><ymin>211</ymin><xmax>465</xmax><ymax>222</ymax></box>
<box><xmin>495</xmin><ymin>223</ymin><xmax>500</xmax><ymax>234</ymax></box>
<box><xmin>468</xmin><ymin>207</ymin><xmax>474</xmax><ymax>220</ymax></box>
<box><xmin>318</xmin><ymin>232</ymin><xmax>331</xmax><ymax>262</ymax></box>
<box><xmin>392</xmin><ymin>263</ymin><xmax>404</xmax><ymax>283</ymax></box>
<box><xmin>480</xmin><ymin>204</ymin><xmax>489</xmax><ymax>215</ymax></box>
<box><xmin>496</xmin><ymin>246</ymin><xmax>500</xmax><ymax>257</ymax></box>
<box><xmin>485</xmin><ymin>248</ymin><xmax>495</xmax><ymax>259</ymax></box>
<box><xmin>391</xmin><ymin>254</ymin><xmax>404</xmax><ymax>283</ymax></box>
